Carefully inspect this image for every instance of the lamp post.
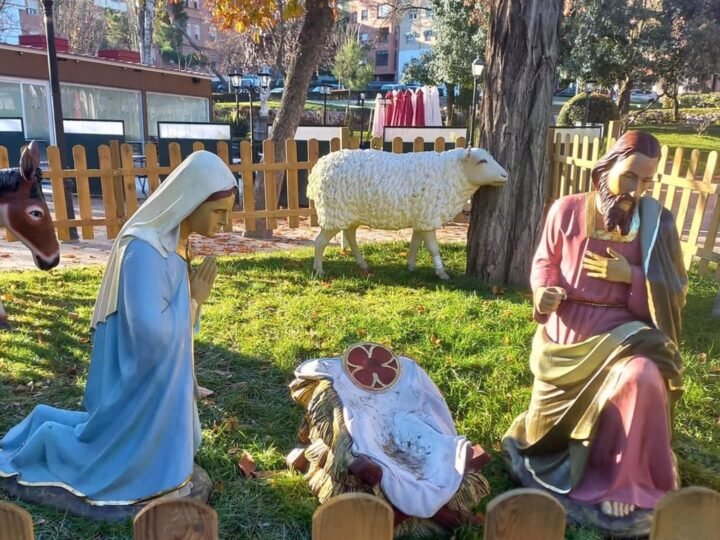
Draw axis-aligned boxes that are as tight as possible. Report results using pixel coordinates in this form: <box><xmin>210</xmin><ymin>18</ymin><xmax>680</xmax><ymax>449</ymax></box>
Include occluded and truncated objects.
<box><xmin>319</xmin><ymin>84</ymin><xmax>332</xmax><ymax>126</ymax></box>
<box><xmin>359</xmin><ymin>92</ymin><xmax>366</xmax><ymax>148</ymax></box>
<box><xmin>469</xmin><ymin>56</ymin><xmax>484</xmax><ymax>148</ymax></box>
<box><xmin>583</xmin><ymin>79</ymin><xmax>596</xmax><ymax>127</ymax></box>
<box><xmin>42</xmin><ymin>0</ymin><xmax>77</xmax><ymax>239</ymax></box>
<box><xmin>229</xmin><ymin>70</ymin><xmax>243</xmax><ymax>134</ymax></box>
<box><xmin>257</xmin><ymin>65</ymin><xmax>272</xmax><ymax>118</ymax></box>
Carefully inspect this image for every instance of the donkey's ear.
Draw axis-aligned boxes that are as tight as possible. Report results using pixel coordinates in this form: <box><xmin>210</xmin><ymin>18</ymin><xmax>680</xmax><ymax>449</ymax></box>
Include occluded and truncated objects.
<box><xmin>20</xmin><ymin>141</ymin><xmax>41</xmax><ymax>181</ymax></box>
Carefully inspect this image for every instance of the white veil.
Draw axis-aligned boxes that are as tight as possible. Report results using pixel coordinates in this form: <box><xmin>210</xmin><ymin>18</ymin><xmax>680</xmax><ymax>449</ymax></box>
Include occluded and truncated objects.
<box><xmin>91</xmin><ymin>150</ymin><xmax>236</xmax><ymax>328</ymax></box>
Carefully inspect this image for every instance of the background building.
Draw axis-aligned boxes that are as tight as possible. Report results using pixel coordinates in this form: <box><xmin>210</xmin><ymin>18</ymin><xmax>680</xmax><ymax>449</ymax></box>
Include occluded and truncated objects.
<box><xmin>396</xmin><ymin>0</ymin><xmax>434</xmax><ymax>81</ymax></box>
<box><xmin>347</xmin><ymin>0</ymin><xmax>400</xmax><ymax>82</ymax></box>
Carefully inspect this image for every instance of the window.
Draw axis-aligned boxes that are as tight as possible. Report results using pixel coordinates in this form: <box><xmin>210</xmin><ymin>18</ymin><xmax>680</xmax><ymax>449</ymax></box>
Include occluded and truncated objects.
<box><xmin>376</xmin><ymin>51</ymin><xmax>389</xmax><ymax>66</ymax></box>
<box><xmin>360</xmin><ymin>33</ymin><xmax>369</xmax><ymax>43</ymax></box>
<box><xmin>377</xmin><ymin>28</ymin><xmax>389</xmax><ymax>42</ymax></box>
<box><xmin>193</xmin><ymin>24</ymin><xmax>200</xmax><ymax>41</ymax></box>
<box><xmin>350</xmin><ymin>12</ymin><xmax>357</xmax><ymax>23</ymax></box>
<box><xmin>191</xmin><ymin>0</ymin><xmax>198</xmax><ymax>8</ymax></box>
<box><xmin>26</xmin><ymin>7</ymin><xmax>37</xmax><ymax>14</ymax></box>
<box><xmin>61</xmin><ymin>84</ymin><xmax>143</xmax><ymax>141</ymax></box>
<box><xmin>360</xmin><ymin>9</ymin><xmax>368</xmax><ymax>20</ymax></box>
<box><xmin>425</xmin><ymin>8</ymin><xmax>433</xmax><ymax>18</ymax></box>
<box><xmin>147</xmin><ymin>93</ymin><xmax>209</xmax><ymax>137</ymax></box>
<box><xmin>423</xmin><ymin>30</ymin><xmax>433</xmax><ymax>40</ymax></box>
<box><xmin>408</xmin><ymin>9</ymin><xmax>417</xmax><ymax>19</ymax></box>
<box><xmin>377</xmin><ymin>4</ymin><xmax>391</xmax><ymax>18</ymax></box>
<box><xmin>208</xmin><ymin>27</ymin><xmax>217</xmax><ymax>42</ymax></box>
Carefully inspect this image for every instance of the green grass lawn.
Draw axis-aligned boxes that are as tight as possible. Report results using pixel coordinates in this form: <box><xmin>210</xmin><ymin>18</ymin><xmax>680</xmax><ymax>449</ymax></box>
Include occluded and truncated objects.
<box><xmin>1</xmin><ymin>243</ymin><xmax>719</xmax><ymax>539</ymax></box>
<box><xmin>635</xmin><ymin>124</ymin><xmax>720</xmax><ymax>154</ymax></box>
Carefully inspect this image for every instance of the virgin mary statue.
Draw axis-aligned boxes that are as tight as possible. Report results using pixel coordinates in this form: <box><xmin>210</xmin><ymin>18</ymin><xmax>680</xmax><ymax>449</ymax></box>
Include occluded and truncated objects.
<box><xmin>0</xmin><ymin>150</ymin><xmax>236</xmax><ymax>506</ymax></box>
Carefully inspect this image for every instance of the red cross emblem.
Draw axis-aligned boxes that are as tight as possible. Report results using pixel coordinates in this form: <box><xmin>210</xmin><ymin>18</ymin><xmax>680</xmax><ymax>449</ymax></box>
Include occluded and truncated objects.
<box><xmin>342</xmin><ymin>343</ymin><xmax>402</xmax><ymax>392</ymax></box>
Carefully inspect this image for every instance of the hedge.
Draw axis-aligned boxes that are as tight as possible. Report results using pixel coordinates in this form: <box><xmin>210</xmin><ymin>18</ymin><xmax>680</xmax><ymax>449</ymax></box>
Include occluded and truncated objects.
<box><xmin>632</xmin><ymin>107</ymin><xmax>720</xmax><ymax>126</ymax></box>
<box><xmin>557</xmin><ymin>93</ymin><xmax>620</xmax><ymax>126</ymax></box>
<box><xmin>662</xmin><ymin>93</ymin><xmax>720</xmax><ymax>109</ymax></box>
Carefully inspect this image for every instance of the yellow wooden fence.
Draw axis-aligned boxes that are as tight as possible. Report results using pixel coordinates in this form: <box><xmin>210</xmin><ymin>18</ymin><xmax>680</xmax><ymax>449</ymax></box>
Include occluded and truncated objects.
<box><xmin>546</xmin><ymin>128</ymin><xmax>720</xmax><ymax>282</ymax></box>
<box><xmin>0</xmin><ymin>132</ymin><xmax>465</xmax><ymax>242</ymax></box>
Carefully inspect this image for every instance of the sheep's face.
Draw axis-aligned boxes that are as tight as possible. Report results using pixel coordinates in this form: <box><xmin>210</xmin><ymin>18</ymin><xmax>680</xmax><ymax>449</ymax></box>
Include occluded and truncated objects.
<box><xmin>461</xmin><ymin>148</ymin><xmax>508</xmax><ymax>187</ymax></box>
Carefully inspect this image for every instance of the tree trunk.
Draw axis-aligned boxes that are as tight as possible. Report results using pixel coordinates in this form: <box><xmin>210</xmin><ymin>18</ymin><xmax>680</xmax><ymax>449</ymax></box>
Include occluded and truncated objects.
<box><xmin>616</xmin><ymin>77</ymin><xmax>632</xmax><ymax>116</ymax></box>
<box><xmin>466</xmin><ymin>0</ymin><xmax>563</xmax><ymax>286</ymax></box>
<box><xmin>138</xmin><ymin>0</ymin><xmax>154</xmax><ymax>64</ymax></box>
<box><xmin>446</xmin><ymin>83</ymin><xmax>455</xmax><ymax>126</ymax></box>
<box><xmin>248</xmin><ymin>0</ymin><xmax>334</xmax><ymax>236</ymax></box>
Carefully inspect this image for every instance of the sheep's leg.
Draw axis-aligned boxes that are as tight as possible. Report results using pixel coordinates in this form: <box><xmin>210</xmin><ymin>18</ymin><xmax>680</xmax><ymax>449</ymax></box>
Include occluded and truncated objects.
<box><xmin>408</xmin><ymin>230</ymin><xmax>423</xmax><ymax>272</ymax></box>
<box><xmin>313</xmin><ymin>228</ymin><xmax>340</xmax><ymax>276</ymax></box>
<box><xmin>344</xmin><ymin>227</ymin><xmax>369</xmax><ymax>271</ymax></box>
<box><xmin>0</xmin><ymin>295</ymin><xmax>11</xmax><ymax>331</ymax></box>
<box><xmin>419</xmin><ymin>230</ymin><xmax>450</xmax><ymax>280</ymax></box>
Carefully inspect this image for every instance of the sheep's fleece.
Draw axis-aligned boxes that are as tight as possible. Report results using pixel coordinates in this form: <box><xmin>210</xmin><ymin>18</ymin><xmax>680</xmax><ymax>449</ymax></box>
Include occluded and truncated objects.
<box><xmin>308</xmin><ymin>148</ymin><xmax>490</xmax><ymax>231</ymax></box>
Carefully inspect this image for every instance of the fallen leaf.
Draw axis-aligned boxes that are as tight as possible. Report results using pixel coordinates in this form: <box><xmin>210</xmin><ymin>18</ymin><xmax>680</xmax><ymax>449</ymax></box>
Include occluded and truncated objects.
<box><xmin>415</xmin><ymin>305</ymin><xmax>427</xmax><ymax>314</ymax></box>
<box><xmin>698</xmin><ymin>352</ymin><xmax>708</xmax><ymax>363</ymax></box>
<box><xmin>213</xmin><ymin>481</ymin><xmax>224</xmax><ymax>493</ymax></box>
<box><xmin>68</xmin><ymin>312</ymin><xmax>79</xmax><ymax>320</ymax></box>
<box><xmin>491</xmin><ymin>285</ymin><xmax>506</xmax><ymax>296</ymax></box>
<box><xmin>228</xmin><ymin>447</ymin><xmax>239</xmax><ymax>455</ymax></box>
<box><xmin>430</xmin><ymin>335</ymin><xmax>442</xmax><ymax>346</ymax></box>
<box><xmin>197</xmin><ymin>386</ymin><xmax>214</xmax><ymax>398</ymax></box>
<box><xmin>34</xmin><ymin>518</ymin><xmax>47</xmax><ymax>526</ymax></box>
<box><xmin>238</xmin><ymin>451</ymin><xmax>257</xmax><ymax>478</ymax></box>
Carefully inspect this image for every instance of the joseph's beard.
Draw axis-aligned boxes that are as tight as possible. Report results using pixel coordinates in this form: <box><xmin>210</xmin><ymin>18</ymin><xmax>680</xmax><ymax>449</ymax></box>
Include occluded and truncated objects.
<box><xmin>600</xmin><ymin>192</ymin><xmax>637</xmax><ymax>235</ymax></box>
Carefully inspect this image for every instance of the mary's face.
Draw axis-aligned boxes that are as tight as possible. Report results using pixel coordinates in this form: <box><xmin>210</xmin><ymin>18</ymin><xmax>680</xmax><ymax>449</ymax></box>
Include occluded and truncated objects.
<box><xmin>186</xmin><ymin>195</ymin><xmax>234</xmax><ymax>237</ymax></box>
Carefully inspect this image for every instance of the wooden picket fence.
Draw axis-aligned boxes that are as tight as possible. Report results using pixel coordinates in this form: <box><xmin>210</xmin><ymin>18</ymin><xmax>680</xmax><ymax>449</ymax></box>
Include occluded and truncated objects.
<box><xmin>546</xmin><ymin>127</ymin><xmax>720</xmax><ymax>282</ymax></box>
<box><xmin>2</xmin><ymin>486</ymin><xmax>719</xmax><ymax>539</ymax></box>
<box><xmin>0</xmin><ymin>130</ymin><xmax>465</xmax><ymax>243</ymax></box>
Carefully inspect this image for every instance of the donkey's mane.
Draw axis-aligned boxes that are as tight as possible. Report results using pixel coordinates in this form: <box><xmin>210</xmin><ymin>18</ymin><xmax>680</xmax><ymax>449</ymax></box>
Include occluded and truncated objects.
<box><xmin>0</xmin><ymin>168</ymin><xmax>43</xmax><ymax>199</ymax></box>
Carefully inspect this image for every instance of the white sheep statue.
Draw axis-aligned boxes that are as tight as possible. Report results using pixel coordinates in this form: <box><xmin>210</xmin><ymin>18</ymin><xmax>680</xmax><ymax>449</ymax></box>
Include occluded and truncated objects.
<box><xmin>307</xmin><ymin>147</ymin><xmax>508</xmax><ymax>279</ymax></box>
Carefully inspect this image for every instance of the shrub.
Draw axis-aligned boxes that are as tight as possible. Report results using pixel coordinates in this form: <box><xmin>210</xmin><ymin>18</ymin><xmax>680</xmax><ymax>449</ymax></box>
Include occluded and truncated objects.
<box><xmin>557</xmin><ymin>93</ymin><xmax>620</xmax><ymax>126</ymax></box>
<box><xmin>630</xmin><ymin>107</ymin><xmax>720</xmax><ymax>127</ymax></box>
<box><xmin>662</xmin><ymin>93</ymin><xmax>720</xmax><ymax>109</ymax></box>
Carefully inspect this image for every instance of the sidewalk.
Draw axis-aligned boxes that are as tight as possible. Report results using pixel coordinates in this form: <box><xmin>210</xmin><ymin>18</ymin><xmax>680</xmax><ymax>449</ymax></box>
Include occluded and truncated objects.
<box><xmin>1</xmin><ymin>218</ymin><xmax>470</xmax><ymax>271</ymax></box>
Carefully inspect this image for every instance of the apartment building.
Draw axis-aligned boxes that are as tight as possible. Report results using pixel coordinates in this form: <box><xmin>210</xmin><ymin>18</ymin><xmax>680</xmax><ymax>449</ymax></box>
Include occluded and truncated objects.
<box><xmin>0</xmin><ymin>0</ymin><xmax>218</xmax><ymax>68</ymax></box>
<box><xmin>396</xmin><ymin>1</ymin><xmax>434</xmax><ymax>81</ymax></box>
<box><xmin>347</xmin><ymin>0</ymin><xmax>400</xmax><ymax>82</ymax></box>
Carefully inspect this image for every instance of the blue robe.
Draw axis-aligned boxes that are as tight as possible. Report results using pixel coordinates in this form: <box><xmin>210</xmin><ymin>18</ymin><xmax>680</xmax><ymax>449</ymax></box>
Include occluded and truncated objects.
<box><xmin>0</xmin><ymin>239</ymin><xmax>201</xmax><ymax>503</ymax></box>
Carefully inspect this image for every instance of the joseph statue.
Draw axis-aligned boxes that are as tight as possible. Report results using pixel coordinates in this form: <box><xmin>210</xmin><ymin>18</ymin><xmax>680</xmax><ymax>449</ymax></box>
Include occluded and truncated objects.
<box><xmin>504</xmin><ymin>131</ymin><xmax>687</xmax><ymax>520</ymax></box>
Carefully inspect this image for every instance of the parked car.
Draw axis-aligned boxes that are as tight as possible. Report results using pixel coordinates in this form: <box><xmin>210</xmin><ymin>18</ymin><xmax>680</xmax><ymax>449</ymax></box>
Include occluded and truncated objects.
<box><xmin>554</xmin><ymin>86</ymin><xmax>576</xmax><ymax>97</ymax></box>
<box><xmin>630</xmin><ymin>89</ymin><xmax>658</xmax><ymax>103</ymax></box>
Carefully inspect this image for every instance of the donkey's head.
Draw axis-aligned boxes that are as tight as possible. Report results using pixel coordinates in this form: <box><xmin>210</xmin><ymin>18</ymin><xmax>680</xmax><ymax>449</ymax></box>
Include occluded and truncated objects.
<box><xmin>0</xmin><ymin>142</ymin><xmax>60</xmax><ymax>270</ymax></box>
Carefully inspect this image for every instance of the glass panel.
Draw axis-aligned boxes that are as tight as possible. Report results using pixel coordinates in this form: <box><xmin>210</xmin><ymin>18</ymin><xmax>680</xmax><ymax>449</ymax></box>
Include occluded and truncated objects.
<box><xmin>60</xmin><ymin>84</ymin><xmax>143</xmax><ymax>141</ymax></box>
<box><xmin>146</xmin><ymin>93</ymin><xmax>209</xmax><ymax>137</ymax></box>
<box><xmin>22</xmin><ymin>83</ymin><xmax>51</xmax><ymax>141</ymax></box>
<box><xmin>0</xmin><ymin>81</ymin><xmax>23</xmax><ymax>119</ymax></box>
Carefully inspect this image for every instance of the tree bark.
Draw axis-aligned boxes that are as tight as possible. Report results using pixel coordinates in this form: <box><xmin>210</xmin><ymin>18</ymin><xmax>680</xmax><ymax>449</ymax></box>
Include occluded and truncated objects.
<box><xmin>248</xmin><ymin>0</ymin><xmax>334</xmax><ymax>236</ymax></box>
<box><xmin>617</xmin><ymin>76</ymin><xmax>632</xmax><ymax>116</ymax></box>
<box><xmin>466</xmin><ymin>0</ymin><xmax>563</xmax><ymax>286</ymax></box>
<box><xmin>446</xmin><ymin>83</ymin><xmax>455</xmax><ymax>126</ymax></box>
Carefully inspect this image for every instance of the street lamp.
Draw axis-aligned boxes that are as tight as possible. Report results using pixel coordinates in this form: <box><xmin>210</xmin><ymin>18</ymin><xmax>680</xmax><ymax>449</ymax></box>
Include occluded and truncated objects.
<box><xmin>318</xmin><ymin>84</ymin><xmax>332</xmax><ymax>126</ymax></box>
<box><xmin>229</xmin><ymin>70</ymin><xmax>254</xmax><ymax>148</ymax></box>
<box><xmin>257</xmin><ymin>65</ymin><xmax>273</xmax><ymax>90</ymax></box>
<box><xmin>42</xmin><ymin>0</ymin><xmax>77</xmax><ymax>238</ymax></box>
<box><xmin>469</xmin><ymin>56</ymin><xmax>484</xmax><ymax>148</ymax></box>
<box><xmin>359</xmin><ymin>92</ymin><xmax>366</xmax><ymax>148</ymax></box>
<box><xmin>583</xmin><ymin>79</ymin><xmax>596</xmax><ymax>127</ymax></box>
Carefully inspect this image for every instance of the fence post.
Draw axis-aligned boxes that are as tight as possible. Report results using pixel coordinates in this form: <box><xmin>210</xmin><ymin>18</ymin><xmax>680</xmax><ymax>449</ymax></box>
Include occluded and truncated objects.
<box><xmin>263</xmin><ymin>139</ymin><xmax>278</xmax><ymax>230</ymax></box>
<box><xmin>98</xmin><ymin>145</ymin><xmax>121</xmax><ymax>239</ymax></box>
<box><xmin>341</xmin><ymin>127</ymin><xmax>351</xmax><ymax>149</ymax></box>
<box><xmin>308</xmin><ymin>138</ymin><xmax>320</xmax><ymax>227</ymax></box>
<box><xmin>285</xmin><ymin>139</ymin><xmax>300</xmax><ymax>228</ymax></box>
<box><xmin>121</xmin><ymin>143</ymin><xmax>139</xmax><ymax>217</ymax></box>
<box><xmin>0</xmin><ymin>145</ymin><xmax>8</xmax><ymax>168</ymax></box>
<box><xmin>133</xmin><ymin>499</ymin><xmax>218</xmax><ymax>540</ymax></box>
<box><xmin>0</xmin><ymin>501</ymin><xmax>34</xmax><ymax>540</ymax></box>
<box><xmin>72</xmin><ymin>145</ymin><xmax>94</xmax><ymax>240</ymax></box>
<box><xmin>312</xmin><ymin>493</ymin><xmax>393</xmax><ymax>540</ymax></box>
<box><xmin>109</xmin><ymin>139</ymin><xmax>126</xmax><ymax>221</ymax></box>
<box><xmin>650</xmin><ymin>486</ymin><xmax>720</xmax><ymax>540</ymax></box>
<box><xmin>484</xmin><ymin>488</ymin><xmax>566</xmax><ymax>540</ymax></box>
<box><xmin>239</xmin><ymin>141</ymin><xmax>256</xmax><ymax>232</ymax></box>
<box><xmin>145</xmin><ymin>143</ymin><xmax>161</xmax><ymax>194</ymax></box>
<box><xmin>48</xmin><ymin>145</ymin><xmax>71</xmax><ymax>241</ymax></box>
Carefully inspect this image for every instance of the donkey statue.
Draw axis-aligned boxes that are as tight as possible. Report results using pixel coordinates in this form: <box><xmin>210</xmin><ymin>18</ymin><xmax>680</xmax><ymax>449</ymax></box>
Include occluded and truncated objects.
<box><xmin>0</xmin><ymin>142</ymin><xmax>60</xmax><ymax>330</ymax></box>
